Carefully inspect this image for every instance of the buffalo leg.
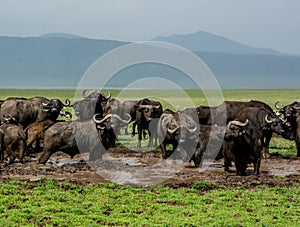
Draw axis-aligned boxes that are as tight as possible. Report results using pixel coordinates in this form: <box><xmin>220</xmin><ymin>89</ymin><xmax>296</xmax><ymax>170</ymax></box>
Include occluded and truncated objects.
<box><xmin>235</xmin><ymin>160</ymin><xmax>247</xmax><ymax>176</ymax></box>
<box><xmin>253</xmin><ymin>157</ymin><xmax>261</xmax><ymax>175</ymax></box>
<box><xmin>131</xmin><ymin>122</ymin><xmax>137</xmax><ymax>137</ymax></box>
<box><xmin>0</xmin><ymin>130</ymin><xmax>3</xmax><ymax>162</ymax></box>
<box><xmin>160</xmin><ymin>142</ymin><xmax>167</xmax><ymax>159</ymax></box>
<box><xmin>296</xmin><ymin>140</ymin><xmax>300</xmax><ymax>157</ymax></box>
<box><xmin>190</xmin><ymin>146</ymin><xmax>203</xmax><ymax>167</ymax></box>
<box><xmin>223</xmin><ymin>158</ymin><xmax>232</xmax><ymax>172</ymax></box>
<box><xmin>38</xmin><ymin>149</ymin><xmax>54</xmax><ymax>164</ymax></box>
<box><xmin>262</xmin><ymin>132</ymin><xmax>272</xmax><ymax>158</ymax></box>
<box><xmin>6</xmin><ymin>144</ymin><xmax>15</xmax><ymax>164</ymax></box>
<box><xmin>137</xmin><ymin>125</ymin><xmax>142</xmax><ymax>151</ymax></box>
<box><xmin>147</xmin><ymin>128</ymin><xmax>153</xmax><ymax>147</ymax></box>
<box><xmin>18</xmin><ymin>140</ymin><xmax>26</xmax><ymax>163</ymax></box>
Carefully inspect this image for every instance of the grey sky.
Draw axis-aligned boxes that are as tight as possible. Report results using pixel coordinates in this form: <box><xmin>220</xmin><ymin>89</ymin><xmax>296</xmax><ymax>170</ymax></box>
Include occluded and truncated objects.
<box><xmin>1</xmin><ymin>0</ymin><xmax>299</xmax><ymax>54</ymax></box>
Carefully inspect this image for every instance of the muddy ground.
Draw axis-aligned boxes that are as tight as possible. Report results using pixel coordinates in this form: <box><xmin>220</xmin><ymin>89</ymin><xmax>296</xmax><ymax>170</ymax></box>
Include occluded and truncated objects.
<box><xmin>1</xmin><ymin>147</ymin><xmax>300</xmax><ymax>188</ymax></box>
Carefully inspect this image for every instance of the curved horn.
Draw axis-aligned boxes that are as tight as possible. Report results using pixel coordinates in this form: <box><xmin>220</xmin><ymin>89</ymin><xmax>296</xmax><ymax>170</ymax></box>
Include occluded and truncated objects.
<box><xmin>64</xmin><ymin>98</ymin><xmax>71</xmax><ymax>106</ymax></box>
<box><xmin>229</xmin><ymin>119</ymin><xmax>249</xmax><ymax>127</ymax></box>
<box><xmin>105</xmin><ymin>91</ymin><xmax>111</xmax><ymax>100</ymax></box>
<box><xmin>264</xmin><ymin>115</ymin><xmax>273</xmax><ymax>124</ymax></box>
<box><xmin>93</xmin><ymin>114</ymin><xmax>112</xmax><ymax>124</ymax></box>
<box><xmin>153</xmin><ymin>105</ymin><xmax>160</xmax><ymax>109</ymax></box>
<box><xmin>161</xmin><ymin>114</ymin><xmax>179</xmax><ymax>127</ymax></box>
<box><xmin>275</xmin><ymin>101</ymin><xmax>282</xmax><ymax>110</ymax></box>
<box><xmin>82</xmin><ymin>89</ymin><xmax>90</xmax><ymax>98</ymax></box>
<box><xmin>292</xmin><ymin>104</ymin><xmax>300</xmax><ymax>110</ymax></box>
<box><xmin>167</xmin><ymin>126</ymin><xmax>180</xmax><ymax>134</ymax></box>
<box><xmin>187</xmin><ymin>124</ymin><xmax>198</xmax><ymax>133</ymax></box>
<box><xmin>112</xmin><ymin>114</ymin><xmax>131</xmax><ymax>124</ymax></box>
<box><xmin>42</xmin><ymin>102</ymin><xmax>50</xmax><ymax>107</ymax></box>
<box><xmin>138</xmin><ymin>104</ymin><xmax>152</xmax><ymax>109</ymax></box>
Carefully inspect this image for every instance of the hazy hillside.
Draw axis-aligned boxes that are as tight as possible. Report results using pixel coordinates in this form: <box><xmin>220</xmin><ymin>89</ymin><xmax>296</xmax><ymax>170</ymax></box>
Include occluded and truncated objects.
<box><xmin>0</xmin><ymin>32</ymin><xmax>299</xmax><ymax>89</ymax></box>
<box><xmin>152</xmin><ymin>31</ymin><xmax>283</xmax><ymax>55</ymax></box>
<box><xmin>0</xmin><ymin>35</ymin><xmax>127</xmax><ymax>88</ymax></box>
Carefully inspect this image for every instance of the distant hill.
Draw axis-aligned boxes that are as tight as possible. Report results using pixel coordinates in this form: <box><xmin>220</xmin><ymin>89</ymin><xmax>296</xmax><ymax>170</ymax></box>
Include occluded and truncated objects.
<box><xmin>152</xmin><ymin>31</ymin><xmax>283</xmax><ymax>55</ymax></box>
<box><xmin>39</xmin><ymin>32</ymin><xmax>84</xmax><ymax>39</ymax></box>
<box><xmin>0</xmin><ymin>36</ymin><xmax>127</xmax><ymax>88</ymax></box>
<box><xmin>0</xmin><ymin>32</ymin><xmax>299</xmax><ymax>89</ymax></box>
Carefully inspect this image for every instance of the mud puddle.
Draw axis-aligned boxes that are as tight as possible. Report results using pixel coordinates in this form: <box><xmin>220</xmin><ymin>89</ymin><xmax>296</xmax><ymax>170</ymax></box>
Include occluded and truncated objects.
<box><xmin>1</xmin><ymin>149</ymin><xmax>300</xmax><ymax>187</ymax></box>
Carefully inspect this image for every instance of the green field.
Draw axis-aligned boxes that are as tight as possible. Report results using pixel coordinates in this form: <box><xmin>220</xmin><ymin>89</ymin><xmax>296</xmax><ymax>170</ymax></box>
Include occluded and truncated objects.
<box><xmin>0</xmin><ymin>180</ymin><xmax>299</xmax><ymax>226</ymax></box>
<box><xmin>1</xmin><ymin>88</ymin><xmax>300</xmax><ymax>107</ymax></box>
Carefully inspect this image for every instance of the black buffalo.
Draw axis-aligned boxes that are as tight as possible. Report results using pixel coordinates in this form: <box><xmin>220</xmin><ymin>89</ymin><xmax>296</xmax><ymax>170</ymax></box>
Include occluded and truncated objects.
<box><xmin>120</xmin><ymin>100</ymin><xmax>139</xmax><ymax>135</ymax></box>
<box><xmin>0</xmin><ymin>97</ymin><xmax>71</xmax><ymax>128</ymax></box>
<box><xmin>157</xmin><ymin>109</ymin><xmax>199</xmax><ymax>163</ymax></box>
<box><xmin>189</xmin><ymin>125</ymin><xmax>225</xmax><ymax>167</ymax></box>
<box><xmin>38</xmin><ymin>114</ymin><xmax>130</xmax><ymax>164</ymax></box>
<box><xmin>0</xmin><ymin>122</ymin><xmax>26</xmax><ymax>164</ymax></box>
<box><xmin>73</xmin><ymin>90</ymin><xmax>111</xmax><ymax>121</ymax></box>
<box><xmin>196</xmin><ymin>100</ymin><xmax>277</xmax><ymax>157</ymax></box>
<box><xmin>223</xmin><ymin>107</ymin><xmax>285</xmax><ymax>175</ymax></box>
<box><xmin>134</xmin><ymin>98</ymin><xmax>163</xmax><ymax>150</ymax></box>
<box><xmin>275</xmin><ymin>101</ymin><xmax>300</xmax><ymax>156</ymax></box>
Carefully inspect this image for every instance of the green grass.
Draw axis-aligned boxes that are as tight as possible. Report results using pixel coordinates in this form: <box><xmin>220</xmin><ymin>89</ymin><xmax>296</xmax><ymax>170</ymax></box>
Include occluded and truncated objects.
<box><xmin>0</xmin><ymin>180</ymin><xmax>299</xmax><ymax>226</ymax></box>
<box><xmin>1</xmin><ymin>88</ymin><xmax>299</xmax><ymax>108</ymax></box>
<box><xmin>269</xmin><ymin>137</ymin><xmax>297</xmax><ymax>157</ymax></box>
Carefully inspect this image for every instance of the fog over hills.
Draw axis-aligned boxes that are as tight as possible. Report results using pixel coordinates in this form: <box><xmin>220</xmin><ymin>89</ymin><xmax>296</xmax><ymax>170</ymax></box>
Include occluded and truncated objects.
<box><xmin>152</xmin><ymin>31</ymin><xmax>283</xmax><ymax>55</ymax></box>
<box><xmin>0</xmin><ymin>31</ymin><xmax>299</xmax><ymax>89</ymax></box>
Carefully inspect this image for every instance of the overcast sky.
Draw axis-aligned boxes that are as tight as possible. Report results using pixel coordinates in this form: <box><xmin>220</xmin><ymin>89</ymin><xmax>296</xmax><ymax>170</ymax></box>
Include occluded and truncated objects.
<box><xmin>1</xmin><ymin>0</ymin><xmax>299</xmax><ymax>54</ymax></box>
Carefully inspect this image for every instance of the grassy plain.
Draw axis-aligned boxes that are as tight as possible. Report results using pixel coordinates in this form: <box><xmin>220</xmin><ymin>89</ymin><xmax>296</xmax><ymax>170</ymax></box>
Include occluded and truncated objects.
<box><xmin>0</xmin><ymin>180</ymin><xmax>299</xmax><ymax>226</ymax></box>
<box><xmin>0</xmin><ymin>89</ymin><xmax>299</xmax><ymax>226</ymax></box>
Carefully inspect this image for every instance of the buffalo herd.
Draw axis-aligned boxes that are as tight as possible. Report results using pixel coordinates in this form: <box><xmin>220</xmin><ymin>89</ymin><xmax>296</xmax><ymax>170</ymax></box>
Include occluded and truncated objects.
<box><xmin>0</xmin><ymin>90</ymin><xmax>299</xmax><ymax>176</ymax></box>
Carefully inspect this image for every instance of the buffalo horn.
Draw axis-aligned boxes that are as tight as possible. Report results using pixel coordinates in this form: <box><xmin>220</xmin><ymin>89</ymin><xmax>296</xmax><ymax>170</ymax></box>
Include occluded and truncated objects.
<box><xmin>292</xmin><ymin>104</ymin><xmax>300</xmax><ymax>110</ymax></box>
<box><xmin>82</xmin><ymin>89</ymin><xmax>89</xmax><ymax>98</ymax></box>
<box><xmin>264</xmin><ymin>115</ymin><xmax>274</xmax><ymax>123</ymax></box>
<box><xmin>112</xmin><ymin>114</ymin><xmax>131</xmax><ymax>124</ymax></box>
<box><xmin>42</xmin><ymin>102</ymin><xmax>50</xmax><ymax>107</ymax></box>
<box><xmin>105</xmin><ymin>92</ymin><xmax>111</xmax><ymax>100</ymax></box>
<box><xmin>138</xmin><ymin>104</ymin><xmax>152</xmax><ymax>109</ymax></box>
<box><xmin>167</xmin><ymin>126</ymin><xmax>180</xmax><ymax>134</ymax></box>
<box><xmin>274</xmin><ymin>101</ymin><xmax>282</xmax><ymax>110</ymax></box>
<box><xmin>187</xmin><ymin>124</ymin><xmax>198</xmax><ymax>133</ymax></box>
<box><xmin>64</xmin><ymin>98</ymin><xmax>71</xmax><ymax>106</ymax></box>
<box><xmin>93</xmin><ymin>114</ymin><xmax>112</xmax><ymax>124</ymax></box>
<box><xmin>230</xmin><ymin>119</ymin><xmax>249</xmax><ymax>127</ymax></box>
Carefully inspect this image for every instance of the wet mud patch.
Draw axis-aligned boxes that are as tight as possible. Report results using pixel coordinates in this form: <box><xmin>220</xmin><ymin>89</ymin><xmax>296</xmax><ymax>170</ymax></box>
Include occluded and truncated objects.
<box><xmin>0</xmin><ymin>148</ymin><xmax>300</xmax><ymax>188</ymax></box>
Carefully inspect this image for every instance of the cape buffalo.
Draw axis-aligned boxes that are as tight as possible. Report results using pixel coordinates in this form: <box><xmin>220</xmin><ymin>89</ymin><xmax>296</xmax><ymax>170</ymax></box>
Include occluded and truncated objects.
<box><xmin>0</xmin><ymin>123</ymin><xmax>26</xmax><ymax>164</ymax></box>
<box><xmin>38</xmin><ymin>114</ymin><xmax>130</xmax><ymax>164</ymax></box>
<box><xmin>0</xmin><ymin>97</ymin><xmax>71</xmax><ymax>128</ymax></box>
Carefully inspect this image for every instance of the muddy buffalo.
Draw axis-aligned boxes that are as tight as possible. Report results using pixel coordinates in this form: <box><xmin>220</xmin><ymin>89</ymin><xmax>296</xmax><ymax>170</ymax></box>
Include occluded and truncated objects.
<box><xmin>38</xmin><ymin>114</ymin><xmax>131</xmax><ymax>164</ymax></box>
<box><xmin>0</xmin><ymin>123</ymin><xmax>26</xmax><ymax>164</ymax></box>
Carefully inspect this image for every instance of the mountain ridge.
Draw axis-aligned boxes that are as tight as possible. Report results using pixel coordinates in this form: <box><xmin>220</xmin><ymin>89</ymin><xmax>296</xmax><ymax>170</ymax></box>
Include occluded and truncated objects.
<box><xmin>152</xmin><ymin>31</ymin><xmax>284</xmax><ymax>55</ymax></box>
<box><xmin>0</xmin><ymin>31</ymin><xmax>299</xmax><ymax>89</ymax></box>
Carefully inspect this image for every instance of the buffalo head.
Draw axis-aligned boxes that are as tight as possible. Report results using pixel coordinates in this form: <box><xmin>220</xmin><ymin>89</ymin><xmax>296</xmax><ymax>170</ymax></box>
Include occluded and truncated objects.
<box><xmin>225</xmin><ymin>119</ymin><xmax>249</xmax><ymax>141</ymax></box>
